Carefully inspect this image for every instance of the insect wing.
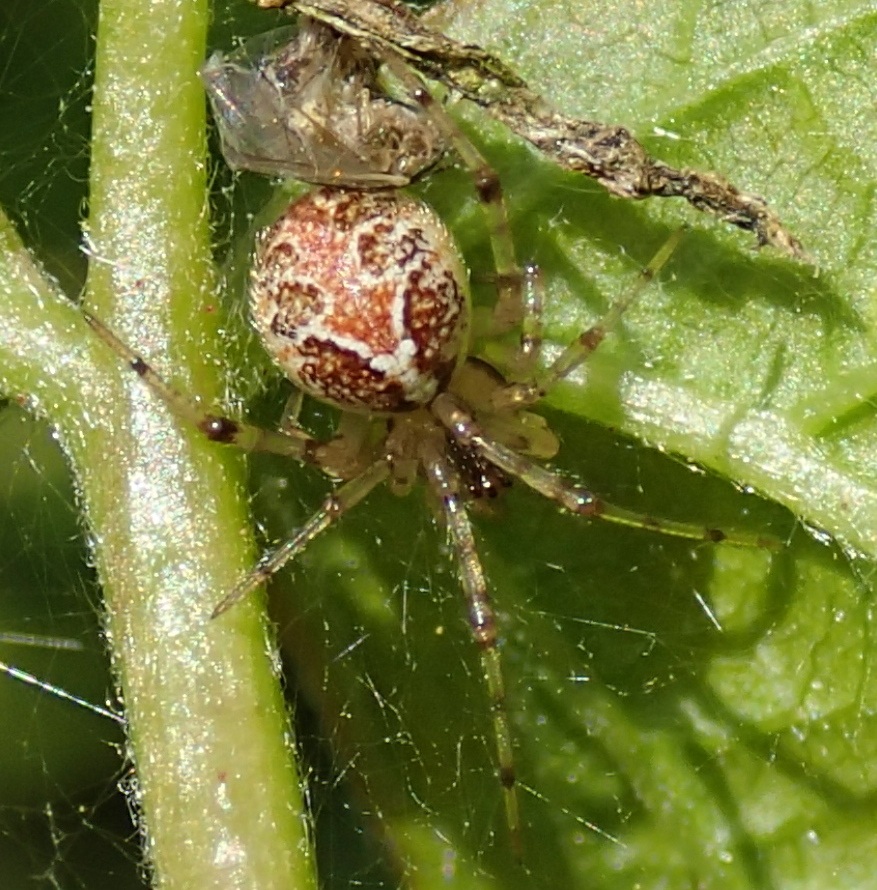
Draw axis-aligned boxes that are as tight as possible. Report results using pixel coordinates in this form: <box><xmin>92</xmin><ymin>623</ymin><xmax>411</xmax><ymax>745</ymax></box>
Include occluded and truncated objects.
<box><xmin>201</xmin><ymin>30</ymin><xmax>314</xmax><ymax>179</ymax></box>
<box><xmin>201</xmin><ymin>26</ymin><xmax>410</xmax><ymax>186</ymax></box>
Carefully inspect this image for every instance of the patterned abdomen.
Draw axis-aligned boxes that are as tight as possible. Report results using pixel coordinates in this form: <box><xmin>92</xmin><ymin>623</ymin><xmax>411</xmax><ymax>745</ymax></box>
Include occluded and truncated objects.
<box><xmin>250</xmin><ymin>187</ymin><xmax>470</xmax><ymax>413</ymax></box>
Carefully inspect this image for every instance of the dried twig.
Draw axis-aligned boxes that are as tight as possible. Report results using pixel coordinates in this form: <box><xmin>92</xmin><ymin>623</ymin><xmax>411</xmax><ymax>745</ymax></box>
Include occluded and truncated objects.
<box><xmin>257</xmin><ymin>0</ymin><xmax>806</xmax><ymax>258</ymax></box>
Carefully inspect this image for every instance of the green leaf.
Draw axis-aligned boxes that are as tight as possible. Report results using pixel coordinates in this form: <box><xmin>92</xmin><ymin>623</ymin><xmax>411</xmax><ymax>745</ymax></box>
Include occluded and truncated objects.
<box><xmin>1</xmin><ymin>0</ymin><xmax>875</xmax><ymax>888</ymax></box>
<box><xmin>277</xmin><ymin>1</ymin><xmax>877</xmax><ymax>885</ymax></box>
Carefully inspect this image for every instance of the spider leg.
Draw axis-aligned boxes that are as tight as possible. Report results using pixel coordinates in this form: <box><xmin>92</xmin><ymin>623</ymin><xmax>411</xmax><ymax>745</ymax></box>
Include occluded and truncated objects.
<box><xmin>84</xmin><ymin>310</ymin><xmax>391</xmax><ymax>612</ymax></box>
<box><xmin>420</xmin><ymin>439</ymin><xmax>522</xmax><ymax>858</ymax></box>
<box><xmin>0</xmin><ymin>658</ymin><xmax>123</xmax><ymax>724</ymax></box>
<box><xmin>212</xmin><ymin>458</ymin><xmax>390</xmax><ymax>617</ymax></box>
<box><xmin>83</xmin><ymin>311</ymin><xmax>368</xmax><ymax>477</ymax></box>
<box><xmin>493</xmin><ymin>226</ymin><xmax>687</xmax><ymax>410</ymax></box>
<box><xmin>433</xmin><ymin>392</ymin><xmax>781</xmax><ymax>550</ymax></box>
<box><xmin>376</xmin><ymin>52</ymin><xmax>533</xmax><ymax>344</ymax></box>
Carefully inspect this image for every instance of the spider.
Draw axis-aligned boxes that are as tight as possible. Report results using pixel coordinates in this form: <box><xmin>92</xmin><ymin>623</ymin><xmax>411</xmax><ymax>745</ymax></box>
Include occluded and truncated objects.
<box><xmin>84</xmin><ymin>20</ymin><xmax>779</xmax><ymax>855</ymax></box>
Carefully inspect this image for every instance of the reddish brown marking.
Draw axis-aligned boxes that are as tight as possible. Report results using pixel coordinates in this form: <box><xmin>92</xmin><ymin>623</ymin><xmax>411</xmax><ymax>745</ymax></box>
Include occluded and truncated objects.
<box><xmin>580</xmin><ymin>327</ymin><xmax>605</xmax><ymax>352</ymax></box>
<box><xmin>250</xmin><ymin>187</ymin><xmax>469</xmax><ymax>411</ymax></box>
<box><xmin>326</xmin><ymin>281</ymin><xmax>400</xmax><ymax>355</ymax></box>
<box><xmin>295</xmin><ymin>338</ymin><xmax>410</xmax><ymax>411</ymax></box>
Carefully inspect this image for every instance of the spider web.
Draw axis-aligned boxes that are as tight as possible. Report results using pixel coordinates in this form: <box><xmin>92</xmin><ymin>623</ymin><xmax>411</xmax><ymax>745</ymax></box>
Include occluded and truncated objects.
<box><xmin>0</xmin><ymin>401</ymin><xmax>134</xmax><ymax>888</ymax></box>
<box><xmin>0</xmin><ymin>1</ymin><xmax>141</xmax><ymax>886</ymax></box>
<box><xmin>2</xmin><ymin>0</ymin><xmax>877</xmax><ymax>888</ymax></box>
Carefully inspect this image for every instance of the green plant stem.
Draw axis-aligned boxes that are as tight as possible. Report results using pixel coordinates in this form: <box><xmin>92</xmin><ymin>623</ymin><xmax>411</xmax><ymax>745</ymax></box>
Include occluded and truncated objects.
<box><xmin>0</xmin><ymin>0</ymin><xmax>316</xmax><ymax>886</ymax></box>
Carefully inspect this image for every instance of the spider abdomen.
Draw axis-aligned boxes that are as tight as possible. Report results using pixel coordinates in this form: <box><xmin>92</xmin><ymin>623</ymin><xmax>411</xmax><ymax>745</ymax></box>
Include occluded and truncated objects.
<box><xmin>251</xmin><ymin>187</ymin><xmax>471</xmax><ymax>413</ymax></box>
